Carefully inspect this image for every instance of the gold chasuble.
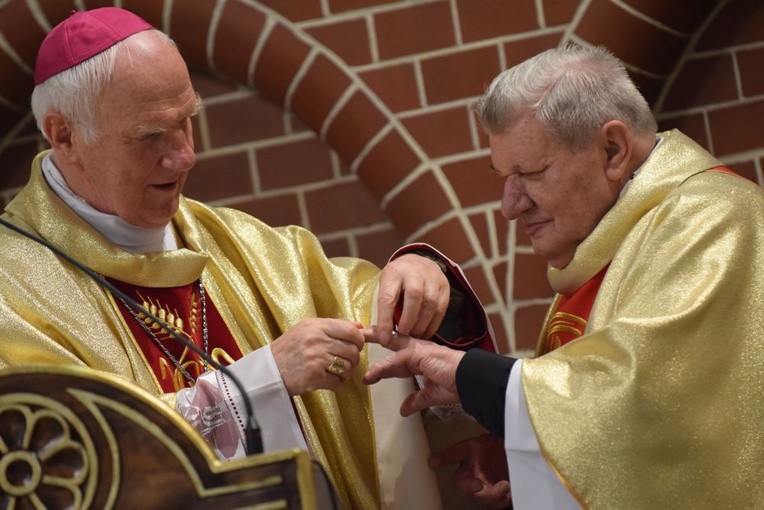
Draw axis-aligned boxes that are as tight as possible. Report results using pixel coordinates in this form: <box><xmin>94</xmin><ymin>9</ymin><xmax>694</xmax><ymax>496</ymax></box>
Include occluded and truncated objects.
<box><xmin>523</xmin><ymin>130</ymin><xmax>764</xmax><ymax>508</ymax></box>
<box><xmin>0</xmin><ymin>152</ymin><xmax>381</xmax><ymax>509</ymax></box>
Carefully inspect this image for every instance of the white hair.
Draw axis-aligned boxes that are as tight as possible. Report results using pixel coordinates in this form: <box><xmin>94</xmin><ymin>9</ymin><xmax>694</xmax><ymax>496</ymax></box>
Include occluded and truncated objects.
<box><xmin>475</xmin><ymin>45</ymin><xmax>657</xmax><ymax>150</ymax></box>
<box><xmin>30</xmin><ymin>29</ymin><xmax>173</xmax><ymax>146</ymax></box>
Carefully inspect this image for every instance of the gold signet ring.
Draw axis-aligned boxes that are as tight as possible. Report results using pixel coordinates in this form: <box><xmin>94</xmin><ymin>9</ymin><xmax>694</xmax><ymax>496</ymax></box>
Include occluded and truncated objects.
<box><xmin>326</xmin><ymin>356</ymin><xmax>345</xmax><ymax>376</ymax></box>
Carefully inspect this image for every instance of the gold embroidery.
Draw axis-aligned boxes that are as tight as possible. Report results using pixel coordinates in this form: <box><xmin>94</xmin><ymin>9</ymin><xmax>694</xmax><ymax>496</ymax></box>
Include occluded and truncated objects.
<box><xmin>543</xmin><ymin>312</ymin><xmax>587</xmax><ymax>354</ymax></box>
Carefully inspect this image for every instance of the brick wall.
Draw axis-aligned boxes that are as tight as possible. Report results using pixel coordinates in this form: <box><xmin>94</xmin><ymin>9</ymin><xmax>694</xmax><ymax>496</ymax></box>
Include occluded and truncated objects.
<box><xmin>0</xmin><ymin>0</ymin><xmax>761</xmax><ymax>355</ymax></box>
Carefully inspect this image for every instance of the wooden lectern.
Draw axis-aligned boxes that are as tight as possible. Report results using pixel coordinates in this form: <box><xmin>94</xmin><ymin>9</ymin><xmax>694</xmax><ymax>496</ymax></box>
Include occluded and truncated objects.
<box><xmin>0</xmin><ymin>365</ymin><xmax>326</xmax><ymax>509</ymax></box>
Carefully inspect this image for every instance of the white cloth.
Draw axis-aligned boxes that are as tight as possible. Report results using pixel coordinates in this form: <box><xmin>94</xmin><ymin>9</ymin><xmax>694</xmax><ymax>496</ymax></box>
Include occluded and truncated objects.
<box><xmin>505</xmin><ymin>361</ymin><xmax>580</xmax><ymax>509</ymax></box>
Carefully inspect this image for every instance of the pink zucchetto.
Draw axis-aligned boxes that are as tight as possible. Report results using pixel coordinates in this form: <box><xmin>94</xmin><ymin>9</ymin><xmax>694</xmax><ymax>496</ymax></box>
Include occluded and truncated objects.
<box><xmin>34</xmin><ymin>7</ymin><xmax>153</xmax><ymax>85</ymax></box>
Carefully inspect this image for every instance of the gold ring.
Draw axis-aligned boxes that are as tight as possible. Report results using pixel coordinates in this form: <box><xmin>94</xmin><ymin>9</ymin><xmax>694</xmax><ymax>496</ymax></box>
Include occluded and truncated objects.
<box><xmin>326</xmin><ymin>356</ymin><xmax>345</xmax><ymax>377</ymax></box>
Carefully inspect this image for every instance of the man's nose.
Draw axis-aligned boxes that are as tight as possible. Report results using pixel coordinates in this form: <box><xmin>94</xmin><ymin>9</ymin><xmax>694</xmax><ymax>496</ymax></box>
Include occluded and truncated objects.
<box><xmin>161</xmin><ymin>126</ymin><xmax>196</xmax><ymax>170</ymax></box>
<box><xmin>501</xmin><ymin>177</ymin><xmax>532</xmax><ymax>220</ymax></box>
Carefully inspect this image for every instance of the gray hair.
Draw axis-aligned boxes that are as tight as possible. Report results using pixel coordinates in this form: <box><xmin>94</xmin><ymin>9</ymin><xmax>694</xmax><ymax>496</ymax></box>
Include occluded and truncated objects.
<box><xmin>31</xmin><ymin>29</ymin><xmax>172</xmax><ymax>146</ymax></box>
<box><xmin>475</xmin><ymin>45</ymin><xmax>657</xmax><ymax>150</ymax></box>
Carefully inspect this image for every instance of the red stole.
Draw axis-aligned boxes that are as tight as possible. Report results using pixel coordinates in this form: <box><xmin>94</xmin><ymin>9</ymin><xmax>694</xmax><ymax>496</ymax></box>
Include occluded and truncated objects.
<box><xmin>107</xmin><ymin>278</ymin><xmax>243</xmax><ymax>393</ymax></box>
<box><xmin>537</xmin><ymin>265</ymin><xmax>608</xmax><ymax>356</ymax></box>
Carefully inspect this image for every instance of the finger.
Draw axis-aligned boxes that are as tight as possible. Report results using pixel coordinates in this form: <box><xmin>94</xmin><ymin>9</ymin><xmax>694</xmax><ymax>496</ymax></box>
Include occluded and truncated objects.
<box><xmin>399</xmin><ymin>389</ymin><xmax>437</xmax><ymax>416</ymax></box>
<box><xmin>362</xmin><ymin>350</ymin><xmax>419</xmax><ymax>384</ymax></box>
<box><xmin>409</xmin><ymin>281</ymin><xmax>449</xmax><ymax>339</ymax></box>
<box><xmin>362</xmin><ymin>326</ymin><xmax>411</xmax><ymax>351</ymax></box>
<box><xmin>395</xmin><ymin>284</ymin><xmax>424</xmax><ymax>336</ymax></box>
<box><xmin>452</xmin><ymin>465</ymin><xmax>484</xmax><ymax>495</ymax></box>
<box><xmin>374</xmin><ymin>279</ymin><xmax>402</xmax><ymax>346</ymax></box>
<box><xmin>324</xmin><ymin>355</ymin><xmax>352</xmax><ymax>383</ymax></box>
<box><xmin>471</xmin><ymin>480</ymin><xmax>512</xmax><ymax>509</ymax></box>
<box><xmin>429</xmin><ymin>440</ymin><xmax>472</xmax><ymax>468</ymax></box>
<box><xmin>322</xmin><ymin>320</ymin><xmax>366</xmax><ymax>350</ymax></box>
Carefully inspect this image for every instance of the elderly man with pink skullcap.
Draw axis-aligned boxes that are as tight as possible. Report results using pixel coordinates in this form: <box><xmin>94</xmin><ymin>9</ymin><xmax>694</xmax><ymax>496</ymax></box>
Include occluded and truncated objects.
<box><xmin>0</xmin><ymin>8</ymin><xmax>496</xmax><ymax>509</ymax></box>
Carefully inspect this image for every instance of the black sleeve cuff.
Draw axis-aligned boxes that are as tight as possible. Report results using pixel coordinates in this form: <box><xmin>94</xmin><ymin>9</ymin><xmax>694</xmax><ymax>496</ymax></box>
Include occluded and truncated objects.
<box><xmin>456</xmin><ymin>348</ymin><xmax>516</xmax><ymax>436</ymax></box>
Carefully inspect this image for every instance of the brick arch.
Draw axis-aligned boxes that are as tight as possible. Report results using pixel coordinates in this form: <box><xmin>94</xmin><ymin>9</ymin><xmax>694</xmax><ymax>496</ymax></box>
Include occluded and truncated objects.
<box><xmin>0</xmin><ymin>0</ymin><xmax>481</xmax><ymax>261</ymax></box>
<box><xmin>564</xmin><ymin>0</ymin><xmax>723</xmax><ymax>106</ymax></box>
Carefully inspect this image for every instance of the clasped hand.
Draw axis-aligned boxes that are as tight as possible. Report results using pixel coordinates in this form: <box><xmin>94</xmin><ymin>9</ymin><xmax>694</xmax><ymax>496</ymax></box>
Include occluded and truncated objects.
<box><xmin>271</xmin><ymin>253</ymin><xmax>450</xmax><ymax>396</ymax></box>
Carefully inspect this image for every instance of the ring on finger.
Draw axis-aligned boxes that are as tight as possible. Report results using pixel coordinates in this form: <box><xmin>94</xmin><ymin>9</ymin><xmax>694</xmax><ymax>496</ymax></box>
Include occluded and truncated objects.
<box><xmin>326</xmin><ymin>355</ymin><xmax>345</xmax><ymax>377</ymax></box>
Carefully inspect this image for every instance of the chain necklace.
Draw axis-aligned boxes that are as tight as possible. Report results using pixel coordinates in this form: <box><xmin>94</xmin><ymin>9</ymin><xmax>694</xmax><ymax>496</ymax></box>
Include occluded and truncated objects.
<box><xmin>118</xmin><ymin>279</ymin><xmax>209</xmax><ymax>386</ymax></box>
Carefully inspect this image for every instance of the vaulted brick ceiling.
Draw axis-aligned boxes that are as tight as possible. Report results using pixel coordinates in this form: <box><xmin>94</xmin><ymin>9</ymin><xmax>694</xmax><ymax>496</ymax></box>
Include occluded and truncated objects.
<box><xmin>0</xmin><ymin>0</ymin><xmax>721</xmax><ymax>242</ymax></box>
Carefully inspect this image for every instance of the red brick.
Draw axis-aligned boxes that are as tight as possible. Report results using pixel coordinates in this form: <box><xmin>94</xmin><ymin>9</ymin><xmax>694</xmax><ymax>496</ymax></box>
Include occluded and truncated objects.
<box><xmin>513</xmin><ymin>253</ymin><xmax>552</xmax><ymax>299</ymax></box>
<box><xmin>629</xmin><ymin>70</ymin><xmax>664</xmax><ymax>107</ymax></box>
<box><xmin>169</xmin><ymin>0</ymin><xmax>215</xmax><ymax>69</ymax></box>
<box><xmin>494</xmin><ymin>209</ymin><xmax>509</xmax><ymax>255</ymax></box>
<box><xmin>621</xmin><ymin>0</ymin><xmax>717</xmax><ymax>34</ymax></box>
<box><xmin>462</xmin><ymin>265</ymin><xmax>494</xmax><ymax>308</ymax></box>
<box><xmin>413</xmin><ymin>216</ymin><xmax>476</xmax><ymax>263</ymax></box>
<box><xmin>488</xmin><ymin>312</ymin><xmax>510</xmax><ymax>354</ymax></box>
<box><xmin>0</xmin><ymin>48</ymin><xmax>33</xmax><ymax>107</ymax></box>
<box><xmin>360</xmin><ymin>63</ymin><xmax>421</xmax><ymax>113</ymax></box>
<box><xmin>708</xmin><ymin>100</ymin><xmax>764</xmax><ymax>156</ymax></box>
<box><xmin>325</xmin><ymin>90</ymin><xmax>389</xmax><ymax>164</ymax></box>
<box><xmin>205</xmin><ymin>96</ymin><xmax>286</xmax><ymax>147</ymax></box>
<box><xmin>254</xmin><ymin>23</ymin><xmax>312</xmax><ymax>105</ymax></box>
<box><xmin>725</xmin><ymin>161</ymin><xmax>759</xmax><ymax>185</ymax></box>
<box><xmin>356</xmin><ymin>129</ymin><xmax>422</xmax><ymax>200</ymax></box>
<box><xmin>442</xmin><ymin>155</ymin><xmax>504</xmax><ymax>207</ymax></box>
<box><xmin>257</xmin><ymin>0</ymin><xmax>323</xmax><ymax>21</ymax></box>
<box><xmin>290</xmin><ymin>54</ymin><xmax>353</xmax><ymax>134</ymax></box>
<box><xmin>375</xmin><ymin>2</ymin><xmax>455</xmax><ymax>60</ymax></box>
<box><xmin>543</xmin><ymin>0</ymin><xmax>580</xmax><ymax>26</ymax></box>
<box><xmin>456</xmin><ymin>0</ymin><xmax>537</xmax><ymax>43</ymax></box>
<box><xmin>306</xmin><ymin>18</ymin><xmax>372</xmax><ymax>66</ymax></box>
<box><xmin>576</xmin><ymin>0</ymin><xmax>686</xmax><ymax>76</ymax></box>
<box><xmin>0</xmin><ymin>105</ymin><xmax>24</xmax><ymax>139</ymax></box>
<box><xmin>233</xmin><ymin>194</ymin><xmax>303</xmax><ymax>227</ymax></box>
<box><xmin>320</xmin><ymin>237</ymin><xmax>352</xmax><ymax>259</ymax></box>
<box><xmin>503</xmin><ymin>33</ymin><xmax>563</xmax><ymax>68</ymax></box>
<box><xmin>36</xmin><ymin>0</ymin><xmax>79</xmax><ymax>29</ymax></box>
<box><xmin>213</xmin><ymin>1</ymin><xmax>266</xmax><ymax>84</ymax></box>
<box><xmin>656</xmin><ymin>114</ymin><xmax>710</xmax><ymax>152</ymax></box>
<box><xmin>738</xmin><ymin>47</ymin><xmax>764</xmax><ymax>98</ymax></box>
<box><xmin>384</xmin><ymin>171</ymin><xmax>454</xmax><ymax>237</ymax></box>
<box><xmin>185</xmin><ymin>152</ymin><xmax>253</xmax><ymax>202</ymax></box>
<box><xmin>0</xmin><ymin>0</ymin><xmax>46</xmax><ymax>66</ymax></box>
<box><xmin>402</xmin><ymin>106</ymin><xmax>473</xmax><ymax>159</ymax></box>
<box><xmin>191</xmin><ymin>70</ymin><xmax>239</xmax><ymax>99</ymax></box>
<box><xmin>492</xmin><ymin>259</ymin><xmax>508</xmax><ymax>302</ymax></box>
<box><xmin>468</xmin><ymin>212</ymin><xmax>492</xmax><ymax>259</ymax></box>
<box><xmin>257</xmin><ymin>138</ymin><xmax>334</xmax><ymax>191</ymax></box>
<box><xmin>515</xmin><ymin>304</ymin><xmax>549</xmax><ymax>351</ymax></box>
<box><xmin>356</xmin><ymin>226</ymin><xmax>406</xmax><ymax>268</ymax></box>
<box><xmin>121</xmin><ymin>0</ymin><xmax>164</xmax><ymax>29</ymax></box>
<box><xmin>696</xmin><ymin>0</ymin><xmax>764</xmax><ymax>51</ymax></box>
<box><xmin>662</xmin><ymin>55</ymin><xmax>737</xmax><ymax>111</ymax></box>
<box><xmin>0</xmin><ymin>141</ymin><xmax>38</xmax><ymax>189</ymax></box>
<box><xmin>328</xmin><ymin>0</ymin><xmax>397</xmax><ymax>14</ymax></box>
<box><xmin>304</xmin><ymin>181</ymin><xmax>386</xmax><ymax>234</ymax></box>
<box><xmin>421</xmin><ymin>46</ymin><xmax>501</xmax><ymax>105</ymax></box>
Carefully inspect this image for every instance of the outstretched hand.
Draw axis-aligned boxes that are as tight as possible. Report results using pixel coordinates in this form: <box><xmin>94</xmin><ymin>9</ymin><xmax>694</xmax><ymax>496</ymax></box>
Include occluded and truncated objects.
<box><xmin>430</xmin><ymin>434</ymin><xmax>512</xmax><ymax>509</ymax></box>
<box><xmin>362</xmin><ymin>328</ymin><xmax>465</xmax><ymax>415</ymax></box>
<box><xmin>374</xmin><ymin>253</ymin><xmax>450</xmax><ymax>345</ymax></box>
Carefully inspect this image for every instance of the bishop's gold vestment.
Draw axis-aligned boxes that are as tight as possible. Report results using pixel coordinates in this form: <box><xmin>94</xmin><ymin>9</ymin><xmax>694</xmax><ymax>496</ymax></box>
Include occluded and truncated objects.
<box><xmin>0</xmin><ymin>152</ymin><xmax>382</xmax><ymax>509</ymax></box>
<box><xmin>523</xmin><ymin>130</ymin><xmax>764</xmax><ymax>508</ymax></box>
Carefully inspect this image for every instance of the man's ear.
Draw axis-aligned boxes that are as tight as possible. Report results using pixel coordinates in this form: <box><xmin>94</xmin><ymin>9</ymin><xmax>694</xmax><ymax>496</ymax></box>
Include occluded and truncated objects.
<box><xmin>44</xmin><ymin>113</ymin><xmax>81</xmax><ymax>164</ymax></box>
<box><xmin>601</xmin><ymin>120</ymin><xmax>632</xmax><ymax>183</ymax></box>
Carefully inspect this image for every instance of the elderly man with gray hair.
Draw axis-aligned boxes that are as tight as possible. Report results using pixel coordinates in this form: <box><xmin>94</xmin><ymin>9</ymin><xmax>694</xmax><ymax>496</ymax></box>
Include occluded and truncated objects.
<box><xmin>365</xmin><ymin>45</ymin><xmax>764</xmax><ymax>509</ymax></box>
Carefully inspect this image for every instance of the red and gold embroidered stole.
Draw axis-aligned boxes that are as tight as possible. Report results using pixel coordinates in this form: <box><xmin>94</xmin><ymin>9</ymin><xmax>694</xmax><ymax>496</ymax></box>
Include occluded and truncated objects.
<box><xmin>537</xmin><ymin>266</ymin><xmax>608</xmax><ymax>356</ymax></box>
<box><xmin>108</xmin><ymin>279</ymin><xmax>243</xmax><ymax>392</ymax></box>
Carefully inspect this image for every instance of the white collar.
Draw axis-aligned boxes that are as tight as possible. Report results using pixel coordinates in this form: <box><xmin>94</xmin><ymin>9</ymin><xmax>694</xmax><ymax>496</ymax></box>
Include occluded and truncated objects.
<box><xmin>42</xmin><ymin>155</ymin><xmax>177</xmax><ymax>253</ymax></box>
